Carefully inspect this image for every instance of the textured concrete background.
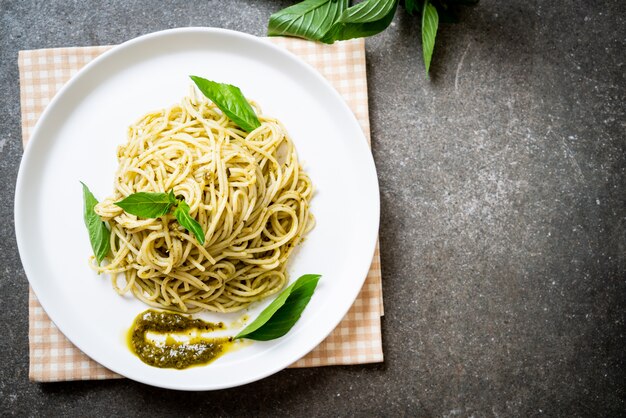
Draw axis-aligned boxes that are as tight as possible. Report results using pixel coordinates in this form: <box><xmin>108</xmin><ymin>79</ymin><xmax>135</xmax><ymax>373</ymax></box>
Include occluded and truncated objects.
<box><xmin>1</xmin><ymin>0</ymin><xmax>625</xmax><ymax>416</ymax></box>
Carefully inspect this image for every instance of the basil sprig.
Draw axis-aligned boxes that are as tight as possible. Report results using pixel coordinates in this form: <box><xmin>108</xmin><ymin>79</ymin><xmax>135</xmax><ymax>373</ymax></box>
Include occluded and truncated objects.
<box><xmin>268</xmin><ymin>0</ymin><xmax>477</xmax><ymax>74</ymax></box>
<box><xmin>115</xmin><ymin>191</ymin><xmax>205</xmax><ymax>244</ymax></box>
<box><xmin>189</xmin><ymin>76</ymin><xmax>261</xmax><ymax>133</ymax></box>
<box><xmin>235</xmin><ymin>274</ymin><xmax>321</xmax><ymax>341</ymax></box>
<box><xmin>268</xmin><ymin>0</ymin><xmax>397</xmax><ymax>44</ymax></box>
<box><xmin>81</xmin><ymin>182</ymin><xmax>111</xmax><ymax>265</ymax></box>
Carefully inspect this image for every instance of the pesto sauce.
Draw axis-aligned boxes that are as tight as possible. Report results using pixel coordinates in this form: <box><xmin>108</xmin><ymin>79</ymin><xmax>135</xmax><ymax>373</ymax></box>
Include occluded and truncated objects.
<box><xmin>128</xmin><ymin>309</ymin><xmax>233</xmax><ymax>369</ymax></box>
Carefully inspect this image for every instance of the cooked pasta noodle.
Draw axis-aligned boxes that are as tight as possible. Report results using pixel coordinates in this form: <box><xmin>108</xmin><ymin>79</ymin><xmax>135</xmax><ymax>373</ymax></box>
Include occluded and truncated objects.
<box><xmin>92</xmin><ymin>88</ymin><xmax>314</xmax><ymax>313</ymax></box>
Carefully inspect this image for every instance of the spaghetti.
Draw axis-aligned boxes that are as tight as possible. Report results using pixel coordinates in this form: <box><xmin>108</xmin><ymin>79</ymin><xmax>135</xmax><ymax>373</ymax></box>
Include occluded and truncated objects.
<box><xmin>93</xmin><ymin>88</ymin><xmax>314</xmax><ymax>313</ymax></box>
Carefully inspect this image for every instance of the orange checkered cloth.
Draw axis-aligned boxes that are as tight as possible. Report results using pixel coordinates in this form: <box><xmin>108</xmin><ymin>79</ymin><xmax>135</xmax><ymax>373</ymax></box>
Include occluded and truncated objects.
<box><xmin>19</xmin><ymin>37</ymin><xmax>384</xmax><ymax>382</ymax></box>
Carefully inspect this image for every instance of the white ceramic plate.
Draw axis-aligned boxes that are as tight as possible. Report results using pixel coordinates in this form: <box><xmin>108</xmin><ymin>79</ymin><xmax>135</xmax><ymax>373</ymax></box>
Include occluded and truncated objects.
<box><xmin>15</xmin><ymin>28</ymin><xmax>379</xmax><ymax>391</ymax></box>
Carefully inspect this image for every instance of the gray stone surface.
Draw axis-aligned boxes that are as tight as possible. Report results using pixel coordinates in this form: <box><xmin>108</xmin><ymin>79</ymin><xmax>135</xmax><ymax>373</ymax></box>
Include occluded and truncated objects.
<box><xmin>1</xmin><ymin>0</ymin><xmax>624</xmax><ymax>416</ymax></box>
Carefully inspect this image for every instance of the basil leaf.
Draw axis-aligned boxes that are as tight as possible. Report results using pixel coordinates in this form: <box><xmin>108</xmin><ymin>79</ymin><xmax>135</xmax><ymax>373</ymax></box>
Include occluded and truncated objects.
<box><xmin>189</xmin><ymin>76</ymin><xmax>261</xmax><ymax>133</ymax></box>
<box><xmin>81</xmin><ymin>182</ymin><xmax>110</xmax><ymax>265</ymax></box>
<box><xmin>268</xmin><ymin>0</ymin><xmax>348</xmax><ymax>41</ymax></box>
<box><xmin>421</xmin><ymin>0</ymin><xmax>439</xmax><ymax>73</ymax></box>
<box><xmin>320</xmin><ymin>0</ymin><xmax>398</xmax><ymax>44</ymax></box>
<box><xmin>235</xmin><ymin>274</ymin><xmax>321</xmax><ymax>341</ymax></box>
<box><xmin>404</xmin><ymin>0</ymin><xmax>421</xmax><ymax>15</ymax></box>
<box><xmin>173</xmin><ymin>200</ymin><xmax>205</xmax><ymax>244</ymax></box>
<box><xmin>115</xmin><ymin>192</ymin><xmax>175</xmax><ymax>218</ymax></box>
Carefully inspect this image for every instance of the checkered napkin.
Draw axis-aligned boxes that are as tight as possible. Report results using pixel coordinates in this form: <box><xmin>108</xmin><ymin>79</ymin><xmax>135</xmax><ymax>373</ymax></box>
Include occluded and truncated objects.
<box><xmin>18</xmin><ymin>37</ymin><xmax>384</xmax><ymax>382</ymax></box>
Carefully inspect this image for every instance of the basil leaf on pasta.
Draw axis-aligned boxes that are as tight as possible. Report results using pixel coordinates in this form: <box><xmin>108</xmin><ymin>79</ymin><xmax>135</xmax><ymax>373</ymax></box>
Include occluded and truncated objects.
<box><xmin>190</xmin><ymin>76</ymin><xmax>261</xmax><ymax>133</ymax></box>
<box><xmin>268</xmin><ymin>0</ymin><xmax>348</xmax><ymax>41</ymax></box>
<box><xmin>115</xmin><ymin>191</ymin><xmax>175</xmax><ymax>218</ymax></box>
<box><xmin>81</xmin><ymin>182</ymin><xmax>111</xmax><ymax>265</ymax></box>
<box><xmin>173</xmin><ymin>200</ymin><xmax>205</xmax><ymax>244</ymax></box>
<box><xmin>235</xmin><ymin>274</ymin><xmax>321</xmax><ymax>341</ymax></box>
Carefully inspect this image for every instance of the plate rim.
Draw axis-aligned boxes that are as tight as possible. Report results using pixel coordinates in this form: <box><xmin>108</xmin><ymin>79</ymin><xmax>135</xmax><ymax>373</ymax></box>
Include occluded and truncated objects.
<box><xmin>14</xmin><ymin>27</ymin><xmax>380</xmax><ymax>390</ymax></box>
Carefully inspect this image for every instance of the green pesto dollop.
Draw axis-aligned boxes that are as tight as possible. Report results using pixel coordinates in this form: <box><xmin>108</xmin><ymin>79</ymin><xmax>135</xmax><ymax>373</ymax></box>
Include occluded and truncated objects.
<box><xmin>128</xmin><ymin>309</ymin><xmax>233</xmax><ymax>369</ymax></box>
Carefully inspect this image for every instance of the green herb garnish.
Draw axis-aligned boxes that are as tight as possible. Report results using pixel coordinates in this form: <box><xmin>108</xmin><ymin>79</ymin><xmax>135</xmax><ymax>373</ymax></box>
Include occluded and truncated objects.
<box><xmin>173</xmin><ymin>200</ymin><xmax>205</xmax><ymax>245</ymax></box>
<box><xmin>189</xmin><ymin>76</ymin><xmax>261</xmax><ymax>133</ymax></box>
<box><xmin>268</xmin><ymin>0</ymin><xmax>348</xmax><ymax>41</ymax></box>
<box><xmin>81</xmin><ymin>182</ymin><xmax>111</xmax><ymax>265</ymax></box>
<box><xmin>115</xmin><ymin>191</ymin><xmax>205</xmax><ymax>244</ymax></box>
<box><xmin>115</xmin><ymin>190</ymin><xmax>177</xmax><ymax>218</ymax></box>
<box><xmin>235</xmin><ymin>274</ymin><xmax>321</xmax><ymax>341</ymax></box>
<box><xmin>405</xmin><ymin>0</ymin><xmax>418</xmax><ymax>14</ymax></box>
<box><xmin>421</xmin><ymin>0</ymin><xmax>439</xmax><ymax>73</ymax></box>
<box><xmin>268</xmin><ymin>0</ymin><xmax>478</xmax><ymax>74</ymax></box>
<box><xmin>320</xmin><ymin>0</ymin><xmax>398</xmax><ymax>44</ymax></box>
